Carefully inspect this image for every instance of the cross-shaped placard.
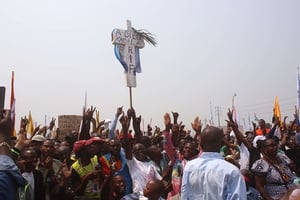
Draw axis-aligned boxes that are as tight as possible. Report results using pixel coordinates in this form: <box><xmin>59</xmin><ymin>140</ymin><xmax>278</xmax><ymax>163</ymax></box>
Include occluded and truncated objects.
<box><xmin>112</xmin><ymin>20</ymin><xmax>146</xmax><ymax>108</ymax></box>
<box><xmin>112</xmin><ymin>20</ymin><xmax>145</xmax><ymax>88</ymax></box>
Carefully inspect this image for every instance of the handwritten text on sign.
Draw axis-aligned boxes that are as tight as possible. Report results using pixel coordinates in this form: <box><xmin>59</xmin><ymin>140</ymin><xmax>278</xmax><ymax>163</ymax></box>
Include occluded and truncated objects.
<box><xmin>112</xmin><ymin>20</ymin><xmax>145</xmax><ymax>87</ymax></box>
<box><xmin>58</xmin><ymin>115</ymin><xmax>81</xmax><ymax>132</ymax></box>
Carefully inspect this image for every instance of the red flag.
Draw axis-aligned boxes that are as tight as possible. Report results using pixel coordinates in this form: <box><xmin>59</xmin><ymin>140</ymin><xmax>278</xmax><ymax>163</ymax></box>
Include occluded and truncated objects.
<box><xmin>10</xmin><ymin>71</ymin><xmax>16</xmax><ymax>136</ymax></box>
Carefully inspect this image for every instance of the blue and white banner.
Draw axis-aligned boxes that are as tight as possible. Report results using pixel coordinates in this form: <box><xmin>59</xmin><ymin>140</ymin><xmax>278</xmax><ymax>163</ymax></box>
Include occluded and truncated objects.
<box><xmin>114</xmin><ymin>44</ymin><xmax>142</xmax><ymax>74</ymax></box>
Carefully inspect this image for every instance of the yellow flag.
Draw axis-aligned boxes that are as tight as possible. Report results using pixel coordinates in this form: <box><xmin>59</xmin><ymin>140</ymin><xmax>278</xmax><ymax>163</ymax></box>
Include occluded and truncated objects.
<box><xmin>274</xmin><ymin>96</ymin><xmax>282</xmax><ymax>126</ymax></box>
<box><xmin>26</xmin><ymin>111</ymin><xmax>34</xmax><ymax>136</ymax></box>
<box><xmin>95</xmin><ymin>110</ymin><xmax>100</xmax><ymax>133</ymax></box>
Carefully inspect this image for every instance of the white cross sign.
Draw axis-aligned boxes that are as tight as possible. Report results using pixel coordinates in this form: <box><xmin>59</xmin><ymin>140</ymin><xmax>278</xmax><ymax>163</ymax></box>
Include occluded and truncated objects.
<box><xmin>112</xmin><ymin>20</ymin><xmax>145</xmax><ymax>87</ymax></box>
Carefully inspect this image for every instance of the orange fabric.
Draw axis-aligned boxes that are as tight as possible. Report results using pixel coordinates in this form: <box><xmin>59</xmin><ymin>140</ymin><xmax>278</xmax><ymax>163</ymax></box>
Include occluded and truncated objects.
<box><xmin>99</xmin><ymin>156</ymin><xmax>110</xmax><ymax>175</ymax></box>
<box><xmin>255</xmin><ymin>128</ymin><xmax>270</xmax><ymax>136</ymax></box>
<box><xmin>99</xmin><ymin>155</ymin><xmax>122</xmax><ymax>175</ymax></box>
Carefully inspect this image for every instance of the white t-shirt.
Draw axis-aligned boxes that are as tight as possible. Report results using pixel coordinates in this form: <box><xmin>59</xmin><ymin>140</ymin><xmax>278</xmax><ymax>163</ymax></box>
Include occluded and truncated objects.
<box><xmin>127</xmin><ymin>157</ymin><xmax>162</xmax><ymax>193</ymax></box>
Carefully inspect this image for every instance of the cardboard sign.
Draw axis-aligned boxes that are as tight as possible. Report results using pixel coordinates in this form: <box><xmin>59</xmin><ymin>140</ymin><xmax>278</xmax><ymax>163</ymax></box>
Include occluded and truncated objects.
<box><xmin>58</xmin><ymin>115</ymin><xmax>81</xmax><ymax>140</ymax></box>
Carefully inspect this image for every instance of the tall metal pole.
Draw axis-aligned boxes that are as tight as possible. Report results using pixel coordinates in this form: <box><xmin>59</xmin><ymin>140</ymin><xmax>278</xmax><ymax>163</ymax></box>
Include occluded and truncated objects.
<box><xmin>215</xmin><ymin>106</ymin><xmax>221</xmax><ymax>128</ymax></box>
<box><xmin>210</xmin><ymin>101</ymin><xmax>214</xmax><ymax>125</ymax></box>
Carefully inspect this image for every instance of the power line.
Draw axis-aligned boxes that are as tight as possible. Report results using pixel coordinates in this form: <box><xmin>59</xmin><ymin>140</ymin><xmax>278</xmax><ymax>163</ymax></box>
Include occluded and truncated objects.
<box><xmin>238</xmin><ymin>96</ymin><xmax>297</xmax><ymax>109</ymax></box>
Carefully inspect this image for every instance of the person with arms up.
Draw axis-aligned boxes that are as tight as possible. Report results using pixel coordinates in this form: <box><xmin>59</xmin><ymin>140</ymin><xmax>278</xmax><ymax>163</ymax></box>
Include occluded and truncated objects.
<box><xmin>120</xmin><ymin>108</ymin><xmax>163</xmax><ymax>194</ymax></box>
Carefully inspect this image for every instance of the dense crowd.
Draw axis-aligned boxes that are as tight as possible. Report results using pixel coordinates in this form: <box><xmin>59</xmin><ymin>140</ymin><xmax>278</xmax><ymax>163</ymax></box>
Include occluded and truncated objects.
<box><xmin>0</xmin><ymin>106</ymin><xmax>300</xmax><ymax>200</ymax></box>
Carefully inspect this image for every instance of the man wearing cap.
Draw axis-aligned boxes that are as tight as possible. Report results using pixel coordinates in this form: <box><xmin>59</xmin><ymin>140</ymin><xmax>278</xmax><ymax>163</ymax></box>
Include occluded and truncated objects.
<box><xmin>70</xmin><ymin>138</ymin><xmax>104</xmax><ymax>200</ymax></box>
<box><xmin>30</xmin><ymin>134</ymin><xmax>46</xmax><ymax>157</ymax></box>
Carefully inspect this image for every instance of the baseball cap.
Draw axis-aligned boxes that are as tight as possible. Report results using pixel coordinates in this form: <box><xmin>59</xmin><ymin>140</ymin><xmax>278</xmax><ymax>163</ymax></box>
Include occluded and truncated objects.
<box><xmin>73</xmin><ymin>140</ymin><xmax>86</xmax><ymax>153</ymax></box>
<box><xmin>31</xmin><ymin>135</ymin><xmax>46</xmax><ymax>142</ymax></box>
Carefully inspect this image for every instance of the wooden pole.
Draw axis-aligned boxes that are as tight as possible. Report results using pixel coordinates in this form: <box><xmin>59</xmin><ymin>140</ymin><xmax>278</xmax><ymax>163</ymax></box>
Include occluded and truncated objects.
<box><xmin>129</xmin><ymin>87</ymin><xmax>133</xmax><ymax>109</ymax></box>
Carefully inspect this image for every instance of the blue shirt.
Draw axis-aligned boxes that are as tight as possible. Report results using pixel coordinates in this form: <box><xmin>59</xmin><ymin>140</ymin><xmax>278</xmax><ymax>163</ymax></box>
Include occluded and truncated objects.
<box><xmin>0</xmin><ymin>155</ymin><xmax>26</xmax><ymax>200</ymax></box>
<box><xmin>181</xmin><ymin>152</ymin><xmax>247</xmax><ymax>200</ymax></box>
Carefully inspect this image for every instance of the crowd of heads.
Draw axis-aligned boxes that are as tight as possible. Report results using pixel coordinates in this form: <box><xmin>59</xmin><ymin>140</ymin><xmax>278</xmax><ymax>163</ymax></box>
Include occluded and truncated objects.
<box><xmin>0</xmin><ymin>105</ymin><xmax>300</xmax><ymax>200</ymax></box>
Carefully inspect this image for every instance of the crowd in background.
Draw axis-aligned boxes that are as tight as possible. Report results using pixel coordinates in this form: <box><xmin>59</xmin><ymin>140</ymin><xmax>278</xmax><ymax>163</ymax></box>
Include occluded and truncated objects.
<box><xmin>0</xmin><ymin>105</ymin><xmax>300</xmax><ymax>200</ymax></box>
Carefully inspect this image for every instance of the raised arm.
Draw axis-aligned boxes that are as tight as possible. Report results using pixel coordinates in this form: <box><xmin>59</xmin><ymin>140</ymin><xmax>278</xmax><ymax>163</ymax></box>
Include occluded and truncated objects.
<box><xmin>191</xmin><ymin>116</ymin><xmax>202</xmax><ymax>142</ymax></box>
<box><xmin>108</xmin><ymin>106</ymin><xmax>123</xmax><ymax>138</ymax></box>
<box><xmin>119</xmin><ymin>111</ymin><xmax>132</xmax><ymax>160</ymax></box>
<box><xmin>171</xmin><ymin>112</ymin><xmax>181</xmax><ymax>147</ymax></box>
<box><xmin>78</xmin><ymin>106</ymin><xmax>96</xmax><ymax>140</ymax></box>
<box><xmin>265</xmin><ymin>116</ymin><xmax>279</xmax><ymax>139</ymax></box>
<box><xmin>162</xmin><ymin>113</ymin><xmax>176</xmax><ymax>164</ymax></box>
<box><xmin>130</xmin><ymin>108</ymin><xmax>142</xmax><ymax>142</ymax></box>
<box><xmin>226</xmin><ymin>109</ymin><xmax>254</xmax><ymax>151</ymax></box>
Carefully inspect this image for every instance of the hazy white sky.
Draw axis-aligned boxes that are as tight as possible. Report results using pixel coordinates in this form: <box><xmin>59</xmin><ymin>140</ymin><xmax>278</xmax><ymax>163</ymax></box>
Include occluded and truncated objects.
<box><xmin>0</xmin><ymin>0</ymin><xmax>299</xmax><ymax>131</ymax></box>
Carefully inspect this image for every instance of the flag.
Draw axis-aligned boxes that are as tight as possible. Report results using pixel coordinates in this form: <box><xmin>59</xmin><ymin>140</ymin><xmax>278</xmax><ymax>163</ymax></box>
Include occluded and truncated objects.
<box><xmin>293</xmin><ymin>106</ymin><xmax>300</xmax><ymax>126</ymax></box>
<box><xmin>95</xmin><ymin>110</ymin><xmax>100</xmax><ymax>133</ymax></box>
<box><xmin>274</xmin><ymin>96</ymin><xmax>282</xmax><ymax>127</ymax></box>
<box><xmin>26</xmin><ymin>111</ymin><xmax>34</xmax><ymax>137</ymax></box>
<box><xmin>10</xmin><ymin>71</ymin><xmax>16</xmax><ymax>136</ymax></box>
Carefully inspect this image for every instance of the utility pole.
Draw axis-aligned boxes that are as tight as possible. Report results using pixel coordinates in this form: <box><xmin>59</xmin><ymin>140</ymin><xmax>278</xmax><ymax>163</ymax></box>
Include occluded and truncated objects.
<box><xmin>210</xmin><ymin>101</ymin><xmax>214</xmax><ymax>125</ymax></box>
<box><xmin>215</xmin><ymin>106</ymin><xmax>222</xmax><ymax>128</ymax></box>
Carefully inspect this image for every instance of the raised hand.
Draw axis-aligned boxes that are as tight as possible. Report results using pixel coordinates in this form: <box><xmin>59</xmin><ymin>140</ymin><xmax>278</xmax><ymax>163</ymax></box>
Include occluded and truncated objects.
<box><xmin>191</xmin><ymin>116</ymin><xmax>202</xmax><ymax>133</ymax></box>
<box><xmin>226</xmin><ymin>109</ymin><xmax>237</xmax><ymax>129</ymax></box>
<box><xmin>119</xmin><ymin>113</ymin><xmax>130</xmax><ymax>130</ymax></box>
<box><xmin>88</xmin><ymin>106</ymin><xmax>96</xmax><ymax>120</ymax></box>
<box><xmin>84</xmin><ymin>106</ymin><xmax>96</xmax><ymax>120</ymax></box>
<box><xmin>172</xmin><ymin>112</ymin><xmax>179</xmax><ymax>124</ymax></box>
<box><xmin>20</xmin><ymin>116</ymin><xmax>29</xmax><ymax>130</ymax></box>
<box><xmin>164</xmin><ymin>113</ymin><xmax>172</xmax><ymax>131</ymax></box>
<box><xmin>34</xmin><ymin>125</ymin><xmax>41</xmax><ymax>134</ymax></box>
<box><xmin>116</xmin><ymin>106</ymin><xmax>123</xmax><ymax>118</ymax></box>
<box><xmin>172</xmin><ymin>122</ymin><xmax>180</xmax><ymax>133</ymax></box>
<box><xmin>0</xmin><ymin>109</ymin><xmax>12</xmax><ymax>143</ymax></box>
<box><xmin>134</xmin><ymin>115</ymin><xmax>142</xmax><ymax>127</ymax></box>
<box><xmin>227</xmin><ymin>109</ymin><xmax>234</xmax><ymax>123</ymax></box>
<box><xmin>127</xmin><ymin>107</ymin><xmax>136</xmax><ymax>120</ymax></box>
<box><xmin>154</xmin><ymin>126</ymin><xmax>161</xmax><ymax>136</ymax></box>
